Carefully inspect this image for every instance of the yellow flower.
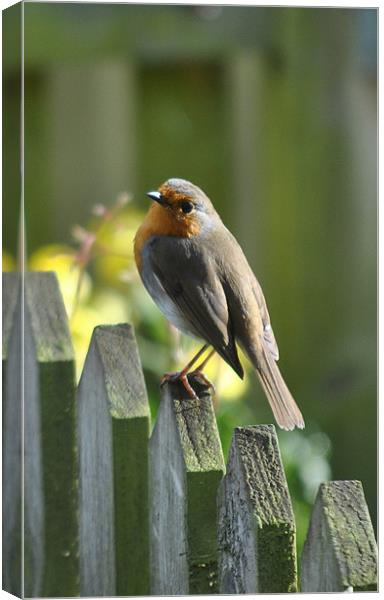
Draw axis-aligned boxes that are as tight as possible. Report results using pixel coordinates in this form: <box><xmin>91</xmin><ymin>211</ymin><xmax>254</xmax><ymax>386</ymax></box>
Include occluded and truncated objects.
<box><xmin>28</xmin><ymin>244</ymin><xmax>92</xmax><ymax>315</ymax></box>
<box><xmin>70</xmin><ymin>304</ymin><xmax>104</xmax><ymax>380</ymax></box>
<box><xmin>94</xmin><ymin>208</ymin><xmax>144</xmax><ymax>288</ymax></box>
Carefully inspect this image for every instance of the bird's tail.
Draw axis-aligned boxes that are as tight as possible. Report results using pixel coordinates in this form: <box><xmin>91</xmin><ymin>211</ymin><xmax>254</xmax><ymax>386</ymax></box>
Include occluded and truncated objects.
<box><xmin>255</xmin><ymin>345</ymin><xmax>305</xmax><ymax>431</ymax></box>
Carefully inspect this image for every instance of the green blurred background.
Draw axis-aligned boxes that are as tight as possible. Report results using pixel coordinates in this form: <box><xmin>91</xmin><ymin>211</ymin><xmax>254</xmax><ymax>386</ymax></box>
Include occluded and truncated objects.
<box><xmin>3</xmin><ymin>4</ymin><xmax>377</xmax><ymax>553</ymax></box>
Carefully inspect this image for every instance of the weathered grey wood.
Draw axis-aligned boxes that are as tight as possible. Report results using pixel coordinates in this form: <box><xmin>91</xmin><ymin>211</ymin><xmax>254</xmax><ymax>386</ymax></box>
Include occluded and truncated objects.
<box><xmin>23</xmin><ymin>272</ymin><xmax>78</xmax><ymax>597</ymax></box>
<box><xmin>2</xmin><ymin>272</ymin><xmax>20</xmax><ymax>363</ymax></box>
<box><xmin>149</xmin><ymin>379</ymin><xmax>225</xmax><ymax>595</ymax></box>
<box><xmin>301</xmin><ymin>480</ymin><xmax>377</xmax><ymax>592</ymax></box>
<box><xmin>78</xmin><ymin>323</ymin><xmax>151</xmax><ymax>596</ymax></box>
<box><xmin>2</xmin><ymin>272</ymin><xmax>22</xmax><ymax>597</ymax></box>
<box><xmin>218</xmin><ymin>425</ymin><xmax>297</xmax><ymax>593</ymax></box>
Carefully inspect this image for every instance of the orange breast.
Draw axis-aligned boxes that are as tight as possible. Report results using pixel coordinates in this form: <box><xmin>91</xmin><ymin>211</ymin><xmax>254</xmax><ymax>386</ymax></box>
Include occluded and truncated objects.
<box><xmin>134</xmin><ymin>203</ymin><xmax>200</xmax><ymax>270</ymax></box>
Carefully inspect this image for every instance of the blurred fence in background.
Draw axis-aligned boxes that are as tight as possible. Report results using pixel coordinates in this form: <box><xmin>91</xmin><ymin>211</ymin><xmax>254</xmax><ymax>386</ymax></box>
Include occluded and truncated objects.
<box><xmin>3</xmin><ymin>3</ymin><xmax>377</xmax><ymax>540</ymax></box>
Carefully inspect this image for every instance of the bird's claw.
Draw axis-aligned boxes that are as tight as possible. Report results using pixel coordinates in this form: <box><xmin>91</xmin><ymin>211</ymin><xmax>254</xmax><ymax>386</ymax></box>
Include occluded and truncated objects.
<box><xmin>189</xmin><ymin>370</ymin><xmax>215</xmax><ymax>394</ymax></box>
<box><xmin>160</xmin><ymin>371</ymin><xmax>199</xmax><ymax>400</ymax></box>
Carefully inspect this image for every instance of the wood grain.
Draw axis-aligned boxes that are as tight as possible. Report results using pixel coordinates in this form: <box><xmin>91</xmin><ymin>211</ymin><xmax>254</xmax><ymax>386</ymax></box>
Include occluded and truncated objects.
<box><xmin>2</xmin><ymin>272</ymin><xmax>22</xmax><ymax>597</ymax></box>
<box><xmin>218</xmin><ymin>424</ymin><xmax>297</xmax><ymax>593</ymax></box>
<box><xmin>301</xmin><ymin>480</ymin><xmax>377</xmax><ymax>592</ymax></box>
<box><xmin>24</xmin><ymin>272</ymin><xmax>78</xmax><ymax>597</ymax></box>
<box><xmin>149</xmin><ymin>378</ymin><xmax>225</xmax><ymax>595</ymax></box>
<box><xmin>78</xmin><ymin>323</ymin><xmax>151</xmax><ymax>596</ymax></box>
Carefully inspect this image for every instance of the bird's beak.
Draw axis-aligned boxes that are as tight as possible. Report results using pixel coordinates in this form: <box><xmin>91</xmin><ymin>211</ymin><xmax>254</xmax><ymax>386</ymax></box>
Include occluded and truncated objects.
<box><xmin>146</xmin><ymin>191</ymin><xmax>164</xmax><ymax>205</ymax></box>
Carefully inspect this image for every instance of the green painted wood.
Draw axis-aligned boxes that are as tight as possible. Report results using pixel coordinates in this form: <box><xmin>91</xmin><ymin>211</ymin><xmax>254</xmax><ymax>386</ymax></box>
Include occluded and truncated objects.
<box><xmin>149</xmin><ymin>379</ymin><xmax>225</xmax><ymax>594</ymax></box>
<box><xmin>218</xmin><ymin>425</ymin><xmax>297</xmax><ymax>593</ymax></box>
<box><xmin>23</xmin><ymin>272</ymin><xmax>78</xmax><ymax>597</ymax></box>
<box><xmin>78</xmin><ymin>323</ymin><xmax>150</xmax><ymax>596</ymax></box>
<box><xmin>301</xmin><ymin>480</ymin><xmax>377</xmax><ymax>592</ymax></box>
<box><xmin>2</xmin><ymin>273</ymin><xmax>22</xmax><ymax>597</ymax></box>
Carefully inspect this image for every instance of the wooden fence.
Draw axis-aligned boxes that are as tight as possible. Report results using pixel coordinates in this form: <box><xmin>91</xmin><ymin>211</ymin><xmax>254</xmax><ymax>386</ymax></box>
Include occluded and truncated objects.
<box><xmin>2</xmin><ymin>272</ymin><xmax>377</xmax><ymax>596</ymax></box>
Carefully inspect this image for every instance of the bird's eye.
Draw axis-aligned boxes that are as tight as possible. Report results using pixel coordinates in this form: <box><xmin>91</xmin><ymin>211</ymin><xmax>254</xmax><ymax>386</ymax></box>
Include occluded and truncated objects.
<box><xmin>181</xmin><ymin>201</ymin><xmax>194</xmax><ymax>214</ymax></box>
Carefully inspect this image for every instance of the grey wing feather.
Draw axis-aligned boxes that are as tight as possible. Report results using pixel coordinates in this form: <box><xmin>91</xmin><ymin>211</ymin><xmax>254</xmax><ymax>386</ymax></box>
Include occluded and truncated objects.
<box><xmin>149</xmin><ymin>238</ymin><xmax>244</xmax><ymax>378</ymax></box>
<box><xmin>213</xmin><ymin>226</ymin><xmax>280</xmax><ymax>361</ymax></box>
<box><xmin>251</xmin><ymin>278</ymin><xmax>279</xmax><ymax>360</ymax></box>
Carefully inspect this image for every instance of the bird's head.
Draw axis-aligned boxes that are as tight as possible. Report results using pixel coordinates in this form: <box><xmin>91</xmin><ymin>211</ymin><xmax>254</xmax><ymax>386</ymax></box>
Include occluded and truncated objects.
<box><xmin>146</xmin><ymin>178</ymin><xmax>217</xmax><ymax>237</ymax></box>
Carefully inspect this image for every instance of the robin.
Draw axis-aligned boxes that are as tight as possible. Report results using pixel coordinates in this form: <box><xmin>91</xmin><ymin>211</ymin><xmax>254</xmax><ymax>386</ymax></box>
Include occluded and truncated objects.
<box><xmin>134</xmin><ymin>178</ymin><xmax>304</xmax><ymax>430</ymax></box>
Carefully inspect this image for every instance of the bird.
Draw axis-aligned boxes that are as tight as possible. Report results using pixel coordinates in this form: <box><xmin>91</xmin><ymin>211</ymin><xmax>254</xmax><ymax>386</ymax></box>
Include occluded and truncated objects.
<box><xmin>134</xmin><ymin>178</ymin><xmax>304</xmax><ymax>430</ymax></box>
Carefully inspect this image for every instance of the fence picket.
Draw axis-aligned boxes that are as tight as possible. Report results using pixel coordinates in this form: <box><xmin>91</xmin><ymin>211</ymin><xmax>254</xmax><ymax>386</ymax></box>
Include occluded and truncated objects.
<box><xmin>218</xmin><ymin>425</ymin><xmax>298</xmax><ymax>593</ymax></box>
<box><xmin>149</xmin><ymin>380</ymin><xmax>225</xmax><ymax>595</ymax></box>
<box><xmin>78</xmin><ymin>323</ymin><xmax>151</xmax><ymax>596</ymax></box>
<box><xmin>301</xmin><ymin>480</ymin><xmax>377</xmax><ymax>592</ymax></box>
<box><xmin>15</xmin><ymin>272</ymin><xmax>78</xmax><ymax>597</ymax></box>
<box><xmin>3</xmin><ymin>273</ymin><xmax>22</xmax><ymax>597</ymax></box>
<box><xmin>2</xmin><ymin>271</ymin><xmax>20</xmax><ymax>367</ymax></box>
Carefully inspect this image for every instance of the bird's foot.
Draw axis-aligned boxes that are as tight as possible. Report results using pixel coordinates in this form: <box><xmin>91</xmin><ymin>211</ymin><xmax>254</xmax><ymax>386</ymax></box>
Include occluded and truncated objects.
<box><xmin>160</xmin><ymin>371</ymin><xmax>199</xmax><ymax>400</ymax></box>
<box><xmin>188</xmin><ymin>369</ymin><xmax>215</xmax><ymax>394</ymax></box>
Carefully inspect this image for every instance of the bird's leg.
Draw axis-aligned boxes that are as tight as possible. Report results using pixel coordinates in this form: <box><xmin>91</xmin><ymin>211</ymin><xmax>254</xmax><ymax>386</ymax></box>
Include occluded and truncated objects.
<box><xmin>160</xmin><ymin>344</ymin><xmax>210</xmax><ymax>399</ymax></box>
<box><xmin>189</xmin><ymin>348</ymin><xmax>216</xmax><ymax>390</ymax></box>
<box><xmin>192</xmin><ymin>348</ymin><xmax>216</xmax><ymax>372</ymax></box>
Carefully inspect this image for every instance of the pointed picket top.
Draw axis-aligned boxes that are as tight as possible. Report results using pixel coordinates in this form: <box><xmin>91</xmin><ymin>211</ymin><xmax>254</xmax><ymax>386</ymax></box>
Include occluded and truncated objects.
<box><xmin>78</xmin><ymin>323</ymin><xmax>151</xmax><ymax>596</ymax></box>
<box><xmin>301</xmin><ymin>480</ymin><xmax>377</xmax><ymax>592</ymax></box>
<box><xmin>218</xmin><ymin>424</ymin><xmax>297</xmax><ymax>593</ymax></box>
<box><xmin>91</xmin><ymin>323</ymin><xmax>150</xmax><ymax>419</ymax></box>
<box><xmin>149</xmin><ymin>379</ymin><xmax>225</xmax><ymax>595</ymax></box>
